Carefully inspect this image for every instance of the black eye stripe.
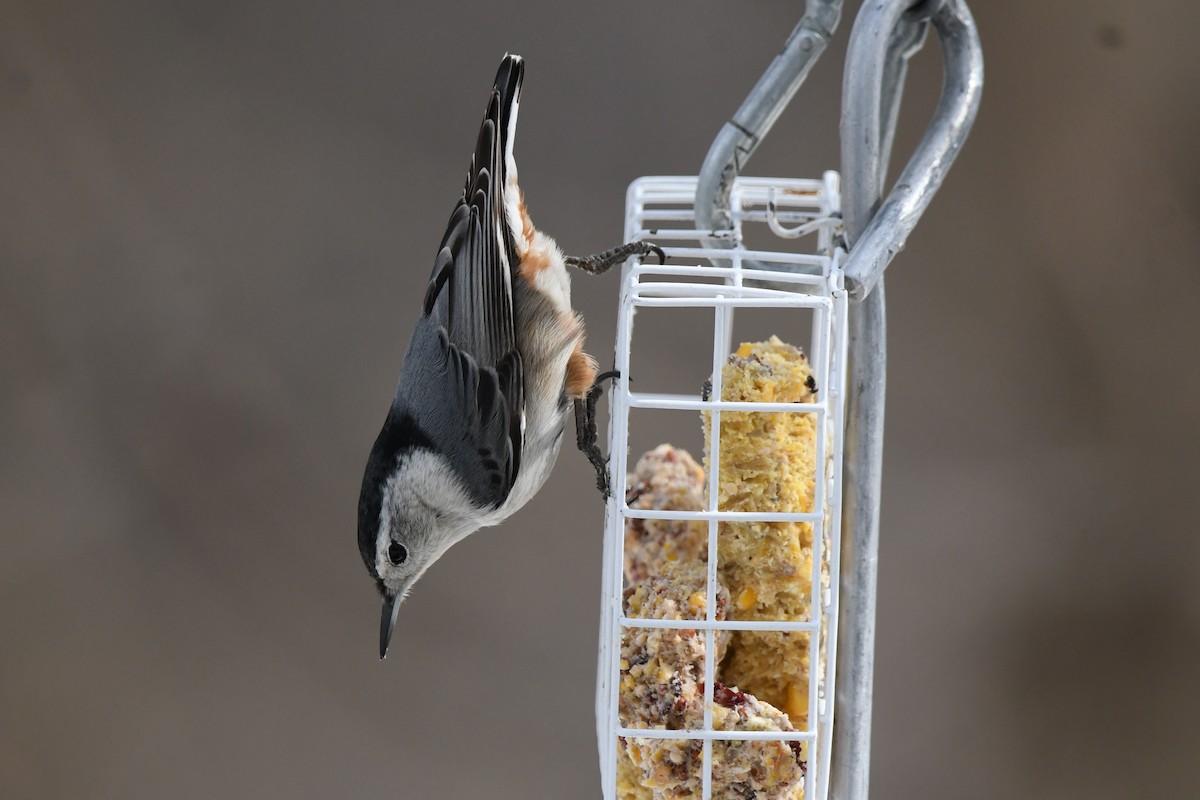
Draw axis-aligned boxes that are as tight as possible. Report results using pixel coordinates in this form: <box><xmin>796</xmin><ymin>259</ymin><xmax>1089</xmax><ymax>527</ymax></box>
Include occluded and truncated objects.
<box><xmin>387</xmin><ymin>541</ymin><xmax>408</xmax><ymax>566</ymax></box>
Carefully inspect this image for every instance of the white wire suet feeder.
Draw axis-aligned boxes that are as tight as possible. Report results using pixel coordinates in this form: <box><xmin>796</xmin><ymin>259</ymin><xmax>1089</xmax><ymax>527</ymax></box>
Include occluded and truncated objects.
<box><xmin>595</xmin><ymin>2</ymin><xmax>983</xmax><ymax>800</ymax></box>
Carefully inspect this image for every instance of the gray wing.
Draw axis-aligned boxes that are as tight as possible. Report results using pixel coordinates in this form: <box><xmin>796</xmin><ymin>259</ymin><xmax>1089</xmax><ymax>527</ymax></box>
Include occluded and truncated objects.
<box><xmin>392</xmin><ymin>83</ymin><xmax>524</xmax><ymax>509</ymax></box>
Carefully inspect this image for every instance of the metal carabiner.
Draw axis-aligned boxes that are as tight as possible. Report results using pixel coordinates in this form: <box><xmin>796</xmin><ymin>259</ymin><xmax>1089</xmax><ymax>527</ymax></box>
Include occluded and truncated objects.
<box><xmin>694</xmin><ymin>0</ymin><xmax>844</xmax><ymax>250</ymax></box>
<box><xmin>840</xmin><ymin>0</ymin><xmax>985</xmax><ymax>299</ymax></box>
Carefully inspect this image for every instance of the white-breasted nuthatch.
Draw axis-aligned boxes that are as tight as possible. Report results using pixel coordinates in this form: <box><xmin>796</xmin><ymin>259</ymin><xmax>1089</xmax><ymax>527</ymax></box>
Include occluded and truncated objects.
<box><xmin>358</xmin><ymin>54</ymin><xmax>662</xmax><ymax>659</ymax></box>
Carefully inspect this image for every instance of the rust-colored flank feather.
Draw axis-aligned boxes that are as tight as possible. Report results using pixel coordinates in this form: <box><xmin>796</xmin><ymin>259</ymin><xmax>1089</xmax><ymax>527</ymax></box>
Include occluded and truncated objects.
<box><xmin>564</xmin><ymin>341</ymin><xmax>598</xmax><ymax>400</ymax></box>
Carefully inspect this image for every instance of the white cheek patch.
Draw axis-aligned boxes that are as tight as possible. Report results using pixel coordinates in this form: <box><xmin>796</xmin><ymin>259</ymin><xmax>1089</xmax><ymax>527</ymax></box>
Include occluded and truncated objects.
<box><xmin>375</xmin><ymin>451</ymin><xmax>484</xmax><ymax>591</ymax></box>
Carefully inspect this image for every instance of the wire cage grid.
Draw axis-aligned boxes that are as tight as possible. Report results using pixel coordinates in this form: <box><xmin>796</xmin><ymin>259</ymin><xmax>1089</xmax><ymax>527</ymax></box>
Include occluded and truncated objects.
<box><xmin>597</xmin><ymin>174</ymin><xmax>850</xmax><ymax>800</ymax></box>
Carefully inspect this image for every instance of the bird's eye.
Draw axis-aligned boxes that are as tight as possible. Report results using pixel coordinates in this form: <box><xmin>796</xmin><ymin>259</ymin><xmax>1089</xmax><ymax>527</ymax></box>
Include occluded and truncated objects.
<box><xmin>387</xmin><ymin>541</ymin><xmax>408</xmax><ymax>566</ymax></box>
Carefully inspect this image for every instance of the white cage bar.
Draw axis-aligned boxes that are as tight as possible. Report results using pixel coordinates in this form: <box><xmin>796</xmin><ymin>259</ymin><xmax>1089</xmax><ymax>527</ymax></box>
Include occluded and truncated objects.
<box><xmin>597</xmin><ymin>174</ymin><xmax>849</xmax><ymax>800</ymax></box>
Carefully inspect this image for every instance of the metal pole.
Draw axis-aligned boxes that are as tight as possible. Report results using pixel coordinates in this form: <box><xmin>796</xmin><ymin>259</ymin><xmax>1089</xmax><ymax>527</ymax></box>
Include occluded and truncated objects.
<box><xmin>833</xmin><ymin>7</ymin><xmax>926</xmax><ymax>799</ymax></box>
<box><xmin>834</xmin><ymin>279</ymin><xmax>887</xmax><ymax>800</ymax></box>
<box><xmin>841</xmin><ymin>0</ymin><xmax>985</xmax><ymax>300</ymax></box>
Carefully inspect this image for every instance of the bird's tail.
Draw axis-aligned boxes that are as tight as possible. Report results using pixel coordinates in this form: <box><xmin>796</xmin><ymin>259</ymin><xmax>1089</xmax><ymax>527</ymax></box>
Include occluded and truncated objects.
<box><xmin>491</xmin><ymin>54</ymin><xmax>527</xmax><ymax>260</ymax></box>
<box><xmin>493</xmin><ymin>54</ymin><xmax>523</xmax><ymax>185</ymax></box>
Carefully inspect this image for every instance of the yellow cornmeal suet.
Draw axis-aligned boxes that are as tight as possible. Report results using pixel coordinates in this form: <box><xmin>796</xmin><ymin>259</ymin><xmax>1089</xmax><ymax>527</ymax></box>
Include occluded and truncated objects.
<box><xmin>704</xmin><ymin>336</ymin><xmax>819</xmax><ymax>724</ymax></box>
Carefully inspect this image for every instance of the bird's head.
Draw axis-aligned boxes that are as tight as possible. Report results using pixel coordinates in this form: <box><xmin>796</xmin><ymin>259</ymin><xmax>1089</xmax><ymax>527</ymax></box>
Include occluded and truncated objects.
<box><xmin>358</xmin><ymin>446</ymin><xmax>475</xmax><ymax>659</ymax></box>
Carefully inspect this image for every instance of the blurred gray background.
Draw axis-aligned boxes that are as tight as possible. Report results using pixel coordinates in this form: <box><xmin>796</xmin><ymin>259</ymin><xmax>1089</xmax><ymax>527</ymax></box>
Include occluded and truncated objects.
<box><xmin>3</xmin><ymin>1</ymin><xmax>1198</xmax><ymax>798</ymax></box>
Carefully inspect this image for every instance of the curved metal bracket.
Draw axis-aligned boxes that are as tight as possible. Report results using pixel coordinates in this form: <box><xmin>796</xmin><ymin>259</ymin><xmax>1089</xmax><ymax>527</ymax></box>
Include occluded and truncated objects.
<box><xmin>841</xmin><ymin>0</ymin><xmax>985</xmax><ymax>299</ymax></box>
<box><xmin>694</xmin><ymin>0</ymin><xmax>844</xmax><ymax>247</ymax></box>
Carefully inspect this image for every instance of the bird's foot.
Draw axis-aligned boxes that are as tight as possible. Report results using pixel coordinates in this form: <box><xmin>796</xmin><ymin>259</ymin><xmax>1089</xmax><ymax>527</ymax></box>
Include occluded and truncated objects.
<box><xmin>574</xmin><ymin>370</ymin><xmax>620</xmax><ymax>498</ymax></box>
<box><xmin>565</xmin><ymin>242</ymin><xmax>665</xmax><ymax>275</ymax></box>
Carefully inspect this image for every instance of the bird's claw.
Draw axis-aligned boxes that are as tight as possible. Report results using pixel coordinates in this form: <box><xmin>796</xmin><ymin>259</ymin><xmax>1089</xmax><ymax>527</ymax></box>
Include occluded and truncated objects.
<box><xmin>565</xmin><ymin>242</ymin><xmax>666</xmax><ymax>275</ymax></box>
<box><xmin>575</xmin><ymin>371</ymin><xmax>620</xmax><ymax>500</ymax></box>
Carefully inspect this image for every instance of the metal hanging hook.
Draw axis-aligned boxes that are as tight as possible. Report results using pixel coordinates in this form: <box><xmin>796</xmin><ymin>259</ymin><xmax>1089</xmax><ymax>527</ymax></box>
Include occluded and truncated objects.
<box><xmin>840</xmin><ymin>0</ymin><xmax>985</xmax><ymax>299</ymax></box>
<box><xmin>694</xmin><ymin>0</ymin><xmax>844</xmax><ymax>252</ymax></box>
<box><xmin>766</xmin><ymin>188</ymin><xmax>836</xmax><ymax>239</ymax></box>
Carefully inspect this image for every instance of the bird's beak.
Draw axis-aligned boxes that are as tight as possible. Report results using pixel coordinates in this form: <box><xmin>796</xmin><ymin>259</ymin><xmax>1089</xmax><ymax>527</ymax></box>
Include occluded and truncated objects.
<box><xmin>379</xmin><ymin>592</ymin><xmax>401</xmax><ymax>660</ymax></box>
